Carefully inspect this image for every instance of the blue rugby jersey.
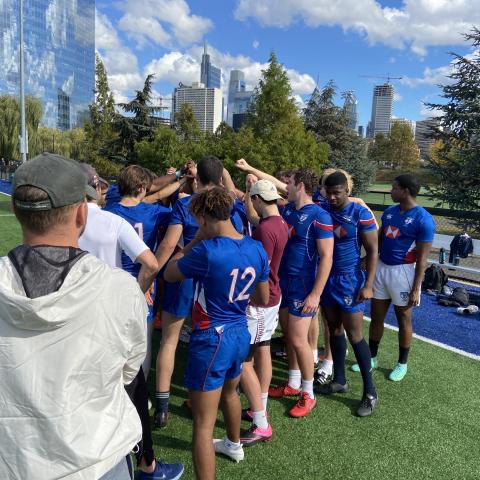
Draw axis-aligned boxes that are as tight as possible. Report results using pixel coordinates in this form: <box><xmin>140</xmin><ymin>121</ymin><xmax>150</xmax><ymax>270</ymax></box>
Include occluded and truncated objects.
<box><xmin>177</xmin><ymin>236</ymin><xmax>269</xmax><ymax>330</ymax></box>
<box><xmin>280</xmin><ymin>203</ymin><xmax>334</xmax><ymax>278</ymax></box>
<box><xmin>379</xmin><ymin>204</ymin><xmax>435</xmax><ymax>265</ymax></box>
<box><xmin>106</xmin><ymin>202</ymin><xmax>170</xmax><ymax>277</ymax></box>
<box><xmin>325</xmin><ymin>202</ymin><xmax>377</xmax><ymax>271</ymax></box>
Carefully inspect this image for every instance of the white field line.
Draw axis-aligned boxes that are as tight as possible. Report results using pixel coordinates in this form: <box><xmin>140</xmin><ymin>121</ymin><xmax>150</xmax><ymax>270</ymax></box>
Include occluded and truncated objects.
<box><xmin>364</xmin><ymin>315</ymin><xmax>480</xmax><ymax>361</ymax></box>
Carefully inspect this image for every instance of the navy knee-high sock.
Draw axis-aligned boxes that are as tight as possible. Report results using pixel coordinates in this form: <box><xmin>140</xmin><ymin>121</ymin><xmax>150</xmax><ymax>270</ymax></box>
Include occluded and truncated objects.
<box><xmin>352</xmin><ymin>338</ymin><xmax>376</xmax><ymax>397</ymax></box>
<box><xmin>330</xmin><ymin>334</ymin><xmax>347</xmax><ymax>385</ymax></box>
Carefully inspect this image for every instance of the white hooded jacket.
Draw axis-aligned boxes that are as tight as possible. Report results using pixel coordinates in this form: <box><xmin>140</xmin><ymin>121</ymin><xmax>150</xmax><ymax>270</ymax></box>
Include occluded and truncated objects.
<box><xmin>0</xmin><ymin>253</ymin><xmax>147</xmax><ymax>480</ymax></box>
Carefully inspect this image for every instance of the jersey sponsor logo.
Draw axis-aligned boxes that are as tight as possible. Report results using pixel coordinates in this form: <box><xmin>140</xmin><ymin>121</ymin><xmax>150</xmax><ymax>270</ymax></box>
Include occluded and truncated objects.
<box><xmin>333</xmin><ymin>225</ymin><xmax>348</xmax><ymax>238</ymax></box>
<box><xmin>288</xmin><ymin>225</ymin><xmax>296</xmax><ymax>238</ymax></box>
<box><xmin>384</xmin><ymin>225</ymin><xmax>401</xmax><ymax>239</ymax></box>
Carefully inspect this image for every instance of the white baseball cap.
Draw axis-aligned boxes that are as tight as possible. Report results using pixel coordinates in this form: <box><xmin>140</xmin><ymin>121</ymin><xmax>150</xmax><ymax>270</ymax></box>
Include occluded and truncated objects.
<box><xmin>249</xmin><ymin>179</ymin><xmax>281</xmax><ymax>201</ymax></box>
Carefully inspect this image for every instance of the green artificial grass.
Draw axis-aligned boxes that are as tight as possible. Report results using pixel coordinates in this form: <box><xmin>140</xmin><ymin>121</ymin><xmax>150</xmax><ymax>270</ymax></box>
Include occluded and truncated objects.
<box><xmin>1</xmin><ymin>192</ymin><xmax>478</xmax><ymax>478</ymax></box>
<box><xmin>148</xmin><ymin>328</ymin><xmax>480</xmax><ymax>480</ymax></box>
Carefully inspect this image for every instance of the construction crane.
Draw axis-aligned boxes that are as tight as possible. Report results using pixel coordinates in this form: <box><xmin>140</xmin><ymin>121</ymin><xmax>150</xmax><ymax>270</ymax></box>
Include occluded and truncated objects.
<box><xmin>360</xmin><ymin>74</ymin><xmax>403</xmax><ymax>84</ymax></box>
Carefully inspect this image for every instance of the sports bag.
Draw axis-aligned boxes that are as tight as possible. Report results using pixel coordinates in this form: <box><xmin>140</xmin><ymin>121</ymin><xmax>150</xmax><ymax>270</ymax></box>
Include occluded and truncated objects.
<box><xmin>422</xmin><ymin>264</ymin><xmax>448</xmax><ymax>292</ymax></box>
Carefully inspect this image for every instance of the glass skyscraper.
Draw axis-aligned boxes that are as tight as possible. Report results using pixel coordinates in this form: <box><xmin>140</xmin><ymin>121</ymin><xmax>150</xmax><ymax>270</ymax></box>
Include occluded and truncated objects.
<box><xmin>0</xmin><ymin>0</ymin><xmax>95</xmax><ymax>130</ymax></box>
<box><xmin>343</xmin><ymin>91</ymin><xmax>359</xmax><ymax>132</ymax></box>
<box><xmin>368</xmin><ymin>83</ymin><xmax>394</xmax><ymax>138</ymax></box>
<box><xmin>200</xmin><ymin>41</ymin><xmax>221</xmax><ymax>89</ymax></box>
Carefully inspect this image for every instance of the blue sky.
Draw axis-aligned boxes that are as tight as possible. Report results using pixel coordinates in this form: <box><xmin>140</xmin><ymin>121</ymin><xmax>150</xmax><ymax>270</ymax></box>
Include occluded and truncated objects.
<box><xmin>95</xmin><ymin>0</ymin><xmax>479</xmax><ymax>128</ymax></box>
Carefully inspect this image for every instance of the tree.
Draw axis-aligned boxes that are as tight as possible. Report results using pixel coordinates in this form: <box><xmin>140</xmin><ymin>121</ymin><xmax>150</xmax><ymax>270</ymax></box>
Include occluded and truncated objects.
<box><xmin>304</xmin><ymin>82</ymin><xmax>376</xmax><ymax>193</ymax></box>
<box><xmin>246</xmin><ymin>51</ymin><xmax>326</xmax><ymax>174</ymax></box>
<box><xmin>387</xmin><ymin>122</ymin><xmax>420</xmax><ymax>170</ymax></box>
<box><xmin>113</xmin><ymin>74</ymin><xmax>161</xmax><ymax>163</ymax></box>
<box><xmin>425</xmin><ymin>27</ymin><xmax>480</xmax><ymax>229</ymax></box>
<box><xmin>367</xmin><ymin>133</ymin><xmax>390</xmax><ymax>167</ymax></box>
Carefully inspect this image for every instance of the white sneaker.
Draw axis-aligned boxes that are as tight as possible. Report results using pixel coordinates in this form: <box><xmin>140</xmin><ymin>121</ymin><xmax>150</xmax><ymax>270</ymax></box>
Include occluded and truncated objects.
<box><xmin>213</xmin><ymin>438</ymin><xmax>244</xmax><ymax>462</ymax></box>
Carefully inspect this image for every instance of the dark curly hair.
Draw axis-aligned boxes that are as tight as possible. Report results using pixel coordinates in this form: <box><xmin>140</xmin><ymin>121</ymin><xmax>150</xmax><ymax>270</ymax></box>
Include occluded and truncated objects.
<box><xmin>189</xmin><ymin>187</ymin><xmax>233</xmax><ymax>221</ymax></box>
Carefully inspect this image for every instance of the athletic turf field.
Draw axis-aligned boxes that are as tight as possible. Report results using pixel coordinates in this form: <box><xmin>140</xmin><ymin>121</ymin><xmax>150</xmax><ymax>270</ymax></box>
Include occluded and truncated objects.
<box><xmin>1</xmin><ymin>192</ymin><xmax>479</xmax><ymax>479</ymax></box>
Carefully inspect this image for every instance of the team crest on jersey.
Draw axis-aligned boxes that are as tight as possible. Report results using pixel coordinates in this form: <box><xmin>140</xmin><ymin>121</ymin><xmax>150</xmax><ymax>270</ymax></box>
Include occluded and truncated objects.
<box><xmin>344</xmin><ymin>296</ymin><xmax>353</xmax><ymax>306</ymax></box>
<box><xmin>386</xmin><ymin>214</ymin><xmax>393</xmax><ymax>219</ymax></box>
<box><xmin>293</xmin><ymin>300</ymin><xmax>303</xmax><ymax>310</ymax></box>
<box><xmin>384</xmin><ymin>226</ymin><xmax>401</xmax><ymax>239</ymax></box>
<box><xmin>404</xmin><ymin>217</ymin><xmax>414</xmax><ymax>225</ymax></box>
<box><xmin>334</xmin><ymin>225</ymin><xmax>348</xmax><ymax>238</ymax></box>
<box><xmin>400</xmin><ymin>292</ymin><xmax>409</xmax><ymax>301</ymax></box>
<box><xmin>299</xmin><ymin>214</ymin><xmax>308</xmax><ymax>223</ymax></box>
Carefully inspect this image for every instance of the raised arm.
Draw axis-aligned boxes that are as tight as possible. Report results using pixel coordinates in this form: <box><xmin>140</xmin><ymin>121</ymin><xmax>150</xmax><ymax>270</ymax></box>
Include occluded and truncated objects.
<box><xmin>235</xmin><ymin>158</ymin><xmax>287</xmax><ymax>197</ymax></box>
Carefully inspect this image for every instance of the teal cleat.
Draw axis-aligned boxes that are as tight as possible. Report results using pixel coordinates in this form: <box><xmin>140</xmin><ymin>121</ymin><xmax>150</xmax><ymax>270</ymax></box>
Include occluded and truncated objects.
<box><xmin>389</xmin><ymin>363</ymin><xmax>408</xmax><ymax>382</ymax></box>
<box><xmin>351</xmin><ymin>356</ymin><xmax>378</xmax><ymax>373</ymax></box>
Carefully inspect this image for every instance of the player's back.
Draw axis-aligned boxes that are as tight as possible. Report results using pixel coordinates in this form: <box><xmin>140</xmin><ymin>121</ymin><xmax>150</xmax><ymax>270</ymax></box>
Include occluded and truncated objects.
<box><xmin>187</xmin><ymin>236</ymin><xmax>269</xmax><ymax>331</ymax></box>
<box><xmin>106</xmin><ymin>201</ymin><xmax>170</xmax><ymax>276</ymax></box>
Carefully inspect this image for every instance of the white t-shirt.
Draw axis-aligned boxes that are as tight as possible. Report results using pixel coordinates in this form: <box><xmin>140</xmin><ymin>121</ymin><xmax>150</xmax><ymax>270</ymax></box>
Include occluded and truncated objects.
<box><xmin>79</xmin><ymin>203</ymin><xmax>148</xmax><ymax>268</ymax></box>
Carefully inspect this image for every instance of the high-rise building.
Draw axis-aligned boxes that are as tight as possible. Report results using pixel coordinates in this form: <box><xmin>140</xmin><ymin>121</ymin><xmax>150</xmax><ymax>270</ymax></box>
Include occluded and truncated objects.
<box><xmin>358</xmin><ymin>125</ymin><xmax>364</xmax><ymax>138</ymax></box>
<box><xmin>415</xmin><ymin>118</ymin><xmax>441</xmax><ymax>160</ymax></box>
<box><xmin>368</xmin><ymin>83</ymin><xmax>394</xmax><ymax>138</ymax></box>
<box><xmin>200</xmin><ymin>41</ymin><xmax>221</xmax><ymax>89</ymax></box>
<box><xmin>0</xmin><ymin>0</ymin><xmax>95</xmax><ymax>130</ymax></box>
<box><xmin>343</xmin><ymin>91</ymin><xmax>359</xmax><ymax>132</ymax></box>
<box><xmin>226</xmin><ymin>69</ymin><xmax>253</xmax><ymax>127</ymax></box>
<box><xmin>172</xmin><ymin>82</ymin><xmax>222</xmax><ymax>133</ymax></box>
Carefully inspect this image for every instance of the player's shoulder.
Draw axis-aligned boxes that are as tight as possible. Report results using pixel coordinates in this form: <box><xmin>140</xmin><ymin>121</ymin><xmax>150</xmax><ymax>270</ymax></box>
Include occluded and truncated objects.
<box><xmin>382</xmin><ymin>205</ymin><xmax>399</xmax><ymax>218</ymax></box>
<box><xmin>415</xmin><ymin>205</ymin><xmax>433</xmax><ymax>218</ymax></box>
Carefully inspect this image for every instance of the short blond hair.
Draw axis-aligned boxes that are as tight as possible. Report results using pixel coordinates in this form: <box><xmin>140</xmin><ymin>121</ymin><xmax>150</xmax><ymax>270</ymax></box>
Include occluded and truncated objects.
<box><xmin>321</xmin><ymin>168</ymin><xmax>353</xmax><ymax>195</ymax></box>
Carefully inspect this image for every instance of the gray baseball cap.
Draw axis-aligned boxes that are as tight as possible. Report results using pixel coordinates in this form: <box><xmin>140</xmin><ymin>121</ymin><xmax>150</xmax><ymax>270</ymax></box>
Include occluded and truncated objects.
<box><xmin>12</xmin><ymin>152</ymin><xmax>97</xmax><ymax>210</ymax></box>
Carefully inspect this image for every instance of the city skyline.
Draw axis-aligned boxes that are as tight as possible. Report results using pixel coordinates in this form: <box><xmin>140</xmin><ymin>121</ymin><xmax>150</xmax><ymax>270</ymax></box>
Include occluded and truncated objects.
<box><xmin>95</xmin><ymin>1</ymin><xmax>479</xmax><ymax>130</ymax></box>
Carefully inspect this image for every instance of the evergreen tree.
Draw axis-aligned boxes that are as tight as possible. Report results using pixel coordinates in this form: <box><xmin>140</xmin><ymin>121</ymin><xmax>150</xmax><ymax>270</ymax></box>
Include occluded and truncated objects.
<box><xmin>89</xmin><ymin>54</ymin><xmax>116</xmax><ymax>130</ymax></box>
<box><xmin>425</xmin><ymin>27</ymin><xmax>480</xmax><ymax>229</ymax></box>
<box><xmin>304</xmin><ymin>81</ymin><xmax>376</xmax><ymax>193</ymax></box>
<box><xmin>246</xmin><ymin>51</ymin><xmax>326</xmax><ymax>173</ymax></box>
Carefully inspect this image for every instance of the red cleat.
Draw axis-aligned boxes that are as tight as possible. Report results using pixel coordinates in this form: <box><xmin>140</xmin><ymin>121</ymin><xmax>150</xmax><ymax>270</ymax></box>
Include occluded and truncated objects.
<box><xmin>289</xmin><ymin>392</ymin><xmax>317</xmax><ymax>418</ymax></box>
<box><xmin>268</xmin><ymin>382</ymin><xmax>301</xmax><ymax>398</ymax></box>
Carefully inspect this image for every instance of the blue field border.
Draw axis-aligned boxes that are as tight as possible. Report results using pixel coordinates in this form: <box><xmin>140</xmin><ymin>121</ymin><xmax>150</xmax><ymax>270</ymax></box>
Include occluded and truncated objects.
<box><xmin>0</xmin><ymin>180</ymin><xmax>12</xmax><ymax>196</ymax></box>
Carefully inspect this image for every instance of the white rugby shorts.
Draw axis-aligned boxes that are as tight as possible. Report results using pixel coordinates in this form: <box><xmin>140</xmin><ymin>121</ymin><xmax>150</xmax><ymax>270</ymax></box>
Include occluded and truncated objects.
<box><xmin>246</xmin><ymin>301</ymin><xmax>281</xmax><ymax>344</ymax></box>
<box><xmin>373</xmin><ymin>260</ymin><xmax>419</xmax><ymax>307</ymax></box>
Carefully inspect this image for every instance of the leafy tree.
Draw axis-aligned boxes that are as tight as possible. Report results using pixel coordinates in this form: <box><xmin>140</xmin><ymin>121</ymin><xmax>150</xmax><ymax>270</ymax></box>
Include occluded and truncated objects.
<box><xmin>425</xmin><ymin>27</ymin><xmax>480</xmax><ymax>229</ymax></box>
<box><xmin>367</xmin><ymin>133</ymin><xmax>390</xmax><ymax>167</ymax></box>
<box><xmin>304</xmin><ymin>81</ymin><xmax>376</xmax><ymax>193</ymax></box>
<box><xmin>246</xmin><ymin>51</ymin><xmax>326</xmax><ymax>174</ymax></box>
<box><xmin>387</xmin><ymin>121</ymin><xmax>420</xmax><ymax>170</ymax></box>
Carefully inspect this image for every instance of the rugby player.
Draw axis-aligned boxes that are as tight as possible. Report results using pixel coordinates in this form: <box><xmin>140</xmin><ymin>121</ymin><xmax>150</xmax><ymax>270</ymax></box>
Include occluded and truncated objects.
<box><xmin>352</xmin><ymin>174</ymin><xmax>435</xmax><ymax>381</ymax></box>
<box><xmin>269</xmin><ymin>169</ymin><xmax>334</xmax><ymax>418</ymax></box>
<box><xmin>315</xmin><ymin>171</ymin><xmax>379</xmax><ymax>416</ymax></box>
<box><xmin>164</xmin><ymin>187</ymin><xmax>269</xmax><ymax>480</ymax></box>
<box><xmin>153</xmin><ymin>156</ymin><xmax>244</xmax><ymax>428</ymax></box>
<box><xmin>239</xmin><ymin>179</ymin><xmax>288</xmax><ymax>445</ymax></box>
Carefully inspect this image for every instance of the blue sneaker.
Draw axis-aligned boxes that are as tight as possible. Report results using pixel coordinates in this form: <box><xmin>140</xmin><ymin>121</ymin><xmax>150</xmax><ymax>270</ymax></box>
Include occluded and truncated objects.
<box><xmin>389</xmin><ymin>363</ymin><xmax>408</xmax><ymax>382</ymax></box>
<box><xmin>138</xmin><ymin>460</ymin><xmax>184</xmax><ymax>480</ymax></box>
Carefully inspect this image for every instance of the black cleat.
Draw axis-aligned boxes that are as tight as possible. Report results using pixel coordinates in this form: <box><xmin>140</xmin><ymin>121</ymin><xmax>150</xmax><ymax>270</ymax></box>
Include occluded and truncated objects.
<box><xmin>356</xmin><ymin>393</ymin><xmax>379</xmax><ymax>417</ymax></box>
<box><xmin>154</xmin><ymin>410</ymin><xmax>169</xmax><ymax>428</ymax></box>
<box><xmin>314</xmin><ymin>381</ymin><xmax>348</xmax><ymax>395</ymax></box>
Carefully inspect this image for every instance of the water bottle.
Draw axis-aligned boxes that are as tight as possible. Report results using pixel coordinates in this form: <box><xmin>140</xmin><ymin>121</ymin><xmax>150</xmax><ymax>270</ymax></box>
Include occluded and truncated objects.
<box><xmin>439</xmin><ymin>248</ymin><xmax>446</xmax><ymax>264</ymax></box>
<box><xmin>453</xmin><ymin>254</ymin><xmax>460</xmax><ymax>266</ymax></box>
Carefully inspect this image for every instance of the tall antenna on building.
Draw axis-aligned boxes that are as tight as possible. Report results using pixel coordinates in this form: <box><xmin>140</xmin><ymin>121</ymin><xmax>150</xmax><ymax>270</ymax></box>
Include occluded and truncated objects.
<box><xmin>19</xmin><ymin>0</ymin><xmax>27</xmax><ymax>162</ymax></box>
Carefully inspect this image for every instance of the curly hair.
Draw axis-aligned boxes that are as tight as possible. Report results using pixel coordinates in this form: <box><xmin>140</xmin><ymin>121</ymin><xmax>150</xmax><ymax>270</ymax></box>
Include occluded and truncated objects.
<box><xmin>189</xmin><ymin>187</ymin><xmax>233</xmax><ymax>221</ymax></box>
<box><xmin>292</xmin><ymin>168</ymin><xmax>320</xmax><ymax>196</ymax></box>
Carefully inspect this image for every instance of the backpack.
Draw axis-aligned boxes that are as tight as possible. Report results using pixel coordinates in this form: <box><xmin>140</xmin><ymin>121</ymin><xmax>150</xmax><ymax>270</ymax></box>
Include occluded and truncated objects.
<box><xmin>452</xmin><ymin>287</ymin><xmax>470</xmax><ymax>307</ymax></box>
<box><xmin>422</xmin><ymin>264</ymin><xmax>448</xmax><ymax>292</ymax></box>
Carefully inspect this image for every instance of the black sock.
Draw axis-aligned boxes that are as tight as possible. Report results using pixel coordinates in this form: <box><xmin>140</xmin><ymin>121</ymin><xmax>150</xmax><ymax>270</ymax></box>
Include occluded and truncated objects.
<box><xmin>352</xmin><ymin>338</ymin><xmax>376</xmax><ymax>397</ymax></box>
<box><xmin>155</xmin><ymin>391</ymin><xmax>170</xmax><ymax>413</ymax></box>
<box><xmin>369</xmin><ymin>339</ymin><xmax>380</xmax><ymax>358</ymax></box>
<box><xmin>398</xmin><ymin>347</ymin><xmax>410</xmax><ymax>364</ymax></box>
<box><xmin>330</xmin><ymin>334</ymin><xmax>347</xmax><ymax>385</ymax></box>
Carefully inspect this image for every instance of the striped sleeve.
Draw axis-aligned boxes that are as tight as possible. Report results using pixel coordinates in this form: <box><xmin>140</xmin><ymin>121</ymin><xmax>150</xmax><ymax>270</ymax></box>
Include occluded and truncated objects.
<box><xmin>313</xmin><ymin>209</ymin><xmax>334</xmax><ymax>239</ymax></box>
<box><xmin>358</xmin><ymin>206</ymin><xmax>377</xmax><ymax>232</ymax></box>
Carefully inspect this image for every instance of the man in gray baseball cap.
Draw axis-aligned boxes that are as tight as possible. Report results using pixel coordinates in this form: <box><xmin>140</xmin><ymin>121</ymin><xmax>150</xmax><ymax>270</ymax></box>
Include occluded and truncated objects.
<box><xmin>1</xmin><ymin>152</ymin><xmax>149</xmax><ymax>479</ymax></box>
<box><xmin>12</xmin><ymin>152</ymin><xmax>97</xmax><ymax>211</ymax></box>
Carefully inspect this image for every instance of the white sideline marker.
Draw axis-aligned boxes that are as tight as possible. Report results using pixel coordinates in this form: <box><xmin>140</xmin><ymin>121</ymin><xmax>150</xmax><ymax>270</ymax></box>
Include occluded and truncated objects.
<box><xmin>364</xmin><ymin>315</ymin><xmax>480</xmax><ymax>362</ymax></box>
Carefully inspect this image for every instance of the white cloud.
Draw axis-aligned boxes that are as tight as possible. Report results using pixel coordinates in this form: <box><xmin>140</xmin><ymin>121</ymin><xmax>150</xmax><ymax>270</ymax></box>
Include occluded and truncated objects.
<box><xmin>253</xmin><ymin>40</ymin><xmax>260</xmax><ymax>49</ymax></box>
<box><xmin>393</xmin><ymin>92</ymin><xmax>402</xmax><ymax>102</ymax></box>
<box><xmin>420</xmin><ymin>102</ymin><xmax>443</xmax><ymax>118</ymax></box>
<box><xmin>114</xmin><ymin>0</ymin><xmax>213</xmax><ymax>48</ymax></box>
<box><xmin>95</xmin><ymin>11</ymin><xmax>143</xmax><ymax>101</ymax></box>
<box><xmin>235</xmin><ymin>0</ymin><xmax>480</xmax><ymax>55</ymax></box>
